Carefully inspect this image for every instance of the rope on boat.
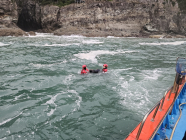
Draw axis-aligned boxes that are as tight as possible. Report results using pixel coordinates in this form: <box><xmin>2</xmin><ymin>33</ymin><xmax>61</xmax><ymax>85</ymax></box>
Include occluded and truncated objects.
<box><xmin>170</xmin><ymin>102</ymin><xmax>186</xmax><ymax>140</ymax></box>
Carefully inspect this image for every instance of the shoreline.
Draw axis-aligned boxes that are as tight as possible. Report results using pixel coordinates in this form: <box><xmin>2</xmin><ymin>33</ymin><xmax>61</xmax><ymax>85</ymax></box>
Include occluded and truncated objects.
<box><xmin>1</xmin><ymin>0</ymin><xmax>186</xmax><ymax>39</ymax></box>
<box><xmin>0</xmin><ymin>27</ymin><xmax>186</xmax><ymax>39</ymax></box>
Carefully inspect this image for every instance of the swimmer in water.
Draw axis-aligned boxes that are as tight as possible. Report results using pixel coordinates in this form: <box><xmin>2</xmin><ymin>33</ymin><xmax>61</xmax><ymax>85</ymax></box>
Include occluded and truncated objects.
<box><xmin>89</xmin><ymin>64</ymin><xmax>108</xmax><ymax>73</ymax></box>
<box><xmin>81</xmin><ymin>65</ymin><xmax>89</xmax><ymax>74</ymax></box>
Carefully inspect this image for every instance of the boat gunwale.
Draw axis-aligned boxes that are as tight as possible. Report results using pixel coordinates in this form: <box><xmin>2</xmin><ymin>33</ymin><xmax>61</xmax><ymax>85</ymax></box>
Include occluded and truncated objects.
<box><xmin>124</xmin><ymin>81</ymin><xmax>185</xmax><ymax>140</ymax></box>
<box><xmin>150</xmin><ymin>82</ymin><xmax>185</xmax><ymax>140</ymax></box>
<box><xmin>124</xmin><ymin>86</ymin><xmax>172</xmax><ymax>139</ymax></box>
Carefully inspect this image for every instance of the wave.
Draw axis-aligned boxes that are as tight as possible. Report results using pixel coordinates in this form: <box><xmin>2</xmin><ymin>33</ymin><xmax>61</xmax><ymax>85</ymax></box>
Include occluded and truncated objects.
<box><xmin>107</xmin><ymin>36</ymin><xmax>120</xmax><ymax>38</ymax></box>
<box><xmin>30</xmin><ymin>63</ymin><xmax>54</xmax><ymax>68</ymax></box>
<box><xmin>0</xmin><ymin>112</ymin><xmax>23</xmax><ymax>126</ymax></box>
<box><xmin>62</xmin><ymin>35</ymin><xmax>85</xmax><ymax>38</ymax></box>
<box><xmin>67</xmin><ymin>90</ymin><xmax>82</xmax><ymax>111</ymax></box>
<box><xmin>29</xmin><ymin>60</ymin><xmax>67</xmax><ymax>68</ymax></box>
<box><xmin>82</xmin><ymin>40</ymin><xmax>104</xmax><ymax>44</ymax></box>
<box><xmin>43</xmin><ymin>43</ymin><xmax>70</xmax><ymax>47</ymax></box>
<box><xmin>45</xmin><ymin>93</ymin><xmax>61</xmax><ymax>116</ymax></box>
<box><xmin>74</xmin><ymin>50</ymin><xmax>138</xmax><ymax>63</ymax></box>
<box><xmin>139</xmin><ymin>41</ymin><xmax>186</xmax><ymax>46</ymax></box>
<box><xmin>142</xmin><ymin>68</ymin><xmax>161</xmax><ymax>80</ymax></box>
<box><xmin>35</xmin><ymin>32</ymin><xmax>54</xmax><ymax>37</ymax></box>
<box><xmin>43</xmin><ymin>43</ymin><xmax>80</xmax><ymax>47</ymax></box>
<box><xmin>0</xmin><ymin>42</ymin><xmax>10</xmax><ymax>46</ymax></box>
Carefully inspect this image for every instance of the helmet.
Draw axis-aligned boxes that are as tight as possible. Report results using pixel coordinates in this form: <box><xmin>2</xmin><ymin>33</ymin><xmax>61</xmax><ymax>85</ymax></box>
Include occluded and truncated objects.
<box><xmin>103</xmin><ymin>64</ymin><xmax>108</xmax><ymax>67</ymax></box>
<box><xmin>82</xmin><ymin>65</ymin><xmax>86</xmax><ymax>68</ymax></box>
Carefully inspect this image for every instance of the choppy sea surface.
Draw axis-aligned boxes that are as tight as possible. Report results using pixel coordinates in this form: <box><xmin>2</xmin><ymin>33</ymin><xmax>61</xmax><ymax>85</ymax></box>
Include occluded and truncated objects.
<box><xmin>0</xmin><ymin>33</ymin><xmax>186</xmax><ymax>140</ymax></box>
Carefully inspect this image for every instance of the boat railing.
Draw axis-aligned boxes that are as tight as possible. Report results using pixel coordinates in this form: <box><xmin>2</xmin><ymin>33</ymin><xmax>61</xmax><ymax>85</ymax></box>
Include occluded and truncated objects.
<box><xmin>135</xmin><ymin>86</ymin><xmax>173</xmax><ymax>140</ymax></box>
<box><xmin>159</xmin><ymin>86</ymin><xmax>173</xmax><ymax>111</ymax></box>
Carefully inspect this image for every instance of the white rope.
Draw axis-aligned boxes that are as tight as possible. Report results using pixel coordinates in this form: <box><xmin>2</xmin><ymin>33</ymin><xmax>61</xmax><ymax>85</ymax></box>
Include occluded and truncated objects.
<box><xmin>170</xmin><ymin>102</ymin><xmax>186</xmax><ymax>140</ymax></box>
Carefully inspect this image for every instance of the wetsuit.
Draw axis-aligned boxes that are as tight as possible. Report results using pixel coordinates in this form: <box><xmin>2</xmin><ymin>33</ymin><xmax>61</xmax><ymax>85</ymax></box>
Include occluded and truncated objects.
<box><xmin>89</xmin><ymin>69</ymin><xmax>100</xmax><ymax>73</ymax></box>
<box><xmin>89</xmin><ymin>68</ymin><xmax>107</xmax><ymax>73</ymax></box>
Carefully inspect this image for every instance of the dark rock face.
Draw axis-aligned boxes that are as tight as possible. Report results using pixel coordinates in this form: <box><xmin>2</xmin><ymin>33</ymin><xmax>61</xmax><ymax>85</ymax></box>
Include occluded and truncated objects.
<box><xmin>17</xmin><ymin>0</ymin><xmax>42</xmax><ymax>31</ymax></box>
<box><xmin>0</xmin><ymin>0</ymin><xmax>186</xmax><ymax>37</ymax></box>
<box><xmin>53</xmin><ymin>0</ymin><xmax>186</xmax><ymax>37</ymax></box>
<box><xmin>40</xmin><ymin>5</ymin><xmax>60</xmax><ymax>31</ymax></box>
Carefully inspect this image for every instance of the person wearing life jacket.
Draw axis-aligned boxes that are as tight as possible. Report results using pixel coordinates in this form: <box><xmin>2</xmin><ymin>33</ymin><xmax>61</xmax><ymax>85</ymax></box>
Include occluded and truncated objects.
<box><xmin>102</xmin><ymin>64</ymin><xmax>108</xmax><ymax>73</ymax></box>
<box><xmin>89</xmin><ymin>64</ymin><xmax>108</xmax><ymax>73</ymax></box>
<box><xmin>81</xmin><ymin>65</ymin><xmax>89</xmax><ymax>74</ymax></box>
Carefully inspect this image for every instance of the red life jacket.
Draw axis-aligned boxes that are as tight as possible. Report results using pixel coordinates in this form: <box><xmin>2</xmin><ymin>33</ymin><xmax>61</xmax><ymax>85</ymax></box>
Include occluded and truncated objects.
<box><xmin>81</xmin><ymin>68</ymin><xmax>89</xmax><ymax>74</ymax></box>
<box><xmin>102</xmin><ymin>69</ymin><xmax>107</xmax><ymax>73</ymax></box>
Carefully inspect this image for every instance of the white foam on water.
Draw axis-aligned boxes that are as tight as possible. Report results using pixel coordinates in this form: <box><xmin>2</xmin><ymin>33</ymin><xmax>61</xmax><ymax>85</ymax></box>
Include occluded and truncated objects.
<box><xmin>46</xmin><ymin>93</ymin><xmax>60</xmax><ymax>105</ymax></box>
<box><xmin>47</xmin><ymin>109</ymin><xmax>56</xmax><ymax>116</ymax></box>
<box><xmin>74</xmin><ymin>50</ymin><xmax>138</xmax><ymax>63</ymax></box>
<box><xmin>116</xmin><ymin>68</ymin><xmax>133</xmax><ymax>71</ymax></box>
<box><xmin>62</xmin><ymin>35</ymin><xmax>85</xmax><ymax>38</ymax></box>
<box><xmin>29</xmin><ymin>60</ymin><xmax>67</xmax><ymax>69</ymax></box>
<box><xmin>68</xmin><ymin>90</ymin><xmax>82</xmax><ymax>110</ymax></box>
<box><xmin>30</xmin><ymin>63</ymin><xmax>54</xmax><ymax>68</ymax></box>
<box><xmin>0</xmin><ymin>112</ymin><xmax>23</xmax><ymax>126</ymax></box>
<box><xmin>82</xmin><ymin>40</ymin><xmax>104</xmax><ymax>44</ymax></box>
<box><xmin>142</xmin><ymin>68</ymin><xmax>161</xmax><ymax>80</ymax></box>
<box><xmin>107</xmin><ymin>36</ymin><xmax>120</xmax><ymax>38</ymax></box>
<box><xmin>24</xmin><ymin>32</ymin><xmax>54</xmax><ymax>38</ymax></box>
<box><xmin>31</xmin><ymin>63</ymin><xmax>53</xmax><ymax>68</ymax></box>
<box><xmin>15</xmin><ymin>94</ymin><xmax>22</xmax><ymax>100</ymax></box>
<box><xmin>0</xmin><ymin>42</ymin><xmax>9</xmax><ymax>46</ymax></box>
<box><xmin>139</xmin><ymin>41</ymin><xmax>186</xmax><ymax>46</ymax></box>
<box><xmin>43</xmin><ymin>43</ymin><xmax>71</xmax><ymax>47</ymax></box>
<box><xmin>43</xmin><ymin>43</ymin><xmax>80</xmax><ymax>47</ymax></box>
<box><xmin>64</xmin><ymin>75</ymin><xmax>75</xmax><ymax>85</ymax></box>
<box><xmin>35</xmin><ymin>32</ymin><xmax>54</xmax><ymax>37</ymax></box>
<box><xmin>45</xmin><ymin>93</ymin><xmax>62</xmax><ymax>116</ymax></box>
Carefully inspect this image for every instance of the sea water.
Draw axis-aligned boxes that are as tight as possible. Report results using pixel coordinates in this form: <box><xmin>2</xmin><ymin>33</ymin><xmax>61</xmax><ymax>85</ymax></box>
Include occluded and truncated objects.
<box><xmin>0</xmin><ymin>33</ymin><xmax>186</xmax><ymax>139</ymax></box>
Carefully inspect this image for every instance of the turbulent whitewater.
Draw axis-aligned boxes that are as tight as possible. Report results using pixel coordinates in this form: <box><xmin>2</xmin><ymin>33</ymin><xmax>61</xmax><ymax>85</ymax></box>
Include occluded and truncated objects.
<box><xmin>0</xmin><ymin>34</ymin><xmax>186</xmax><ymax>140</ymax></box>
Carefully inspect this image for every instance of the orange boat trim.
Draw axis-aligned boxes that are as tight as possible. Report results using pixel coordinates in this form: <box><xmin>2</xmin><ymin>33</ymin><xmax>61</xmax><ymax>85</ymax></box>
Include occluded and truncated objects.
<box><xmin>125</xmin><ymin>82</ymin><xmax>185</xmax><ymax>140</ymax></box>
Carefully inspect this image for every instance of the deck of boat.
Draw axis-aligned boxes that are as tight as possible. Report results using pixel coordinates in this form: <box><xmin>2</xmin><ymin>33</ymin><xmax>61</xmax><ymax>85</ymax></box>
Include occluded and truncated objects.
<box><xmin>172</xmin><ymin>105</ymin><xmax>186</xmax><ymax>139</ymax></box>
<box><xmin>171</xmin><ymin>93</ymin><xmax>186</xmax><ymax>140</ymax></box>
<box><xmin>125</xmin><ymin>81</ymin><xmax>185</xmax><ymax>140</ymax></box>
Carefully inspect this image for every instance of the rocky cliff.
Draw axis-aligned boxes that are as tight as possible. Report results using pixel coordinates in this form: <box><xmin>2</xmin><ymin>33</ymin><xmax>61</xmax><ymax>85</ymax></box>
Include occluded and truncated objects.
<box><xmin>0</xmin><ymin>0</ymin><xmax>186</xmax><ymax>37</ymax></box>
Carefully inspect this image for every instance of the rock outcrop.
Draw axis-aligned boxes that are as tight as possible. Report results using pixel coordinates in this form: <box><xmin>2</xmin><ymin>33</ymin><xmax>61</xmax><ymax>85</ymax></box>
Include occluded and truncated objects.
<box><xmin>0</xmin><ymin>0</ymin><xmax>27</xmax><ymax>36</ymax></box>
<box><xmin>0</xmin><ymin>28</ymin><xmax>27</xmax><ymax>36</ymax></box>
<box><xmin>0</xmin><ymin>0</ymin><xmax>18</xmax><ymax>28</ymax></box>
<box><xmin>53</xmin><ymin>0</ymin><xmax>186</xmax><ymax>37</ymax></box>
<box><xmin>0</xmin><ymin>0</ymin><xmax>186</xmax><ymax>37</ymax></box>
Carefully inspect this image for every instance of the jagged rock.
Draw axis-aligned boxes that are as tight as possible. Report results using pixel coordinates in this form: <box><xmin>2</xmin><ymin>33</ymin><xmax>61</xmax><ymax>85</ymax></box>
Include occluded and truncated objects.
<box><xmin>169</xmin><ymin>21</ymin><xmax>178</xmax><ymax>33</ymax></box>
<box><xmin>0</xmin><ymin>28</ymin><xmax>27</xmax><ymax>36</ymax></box>
<box><xmin>0</xmin><ymin>0</ymin><xmax>18</xmax><ymax>28</ymax></box>
<box><xmin>28</xmin><ymin>31</ymin><xmax>36</xmax><ymax>36</ymax></box>
<box><xmin>164</xmin><ymin>34</ymin><xmax>173</xmax><ymax>38</ymax></box>
<box><xmin>143</xmin><ymin>24</ymin><xmax>158</xmax><ymax>32</ymax></box>
<box><xmin>0</xmin><ymin>0</ymin><xmax>186</xmax><ymax>37</ymax></box>
<box><xmin>40</xmin><ymin>5</ymin><xmax>60</xmax><ymax>30</ymax></box>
